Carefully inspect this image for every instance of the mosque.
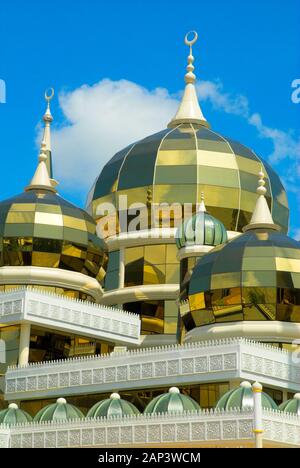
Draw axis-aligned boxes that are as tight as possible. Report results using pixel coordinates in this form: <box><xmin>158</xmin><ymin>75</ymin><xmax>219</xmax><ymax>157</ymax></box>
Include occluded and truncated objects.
<box><xmin>0</xmin><ymin>32</ymin><xmax>299</xmax><ymax>448</ymax></box>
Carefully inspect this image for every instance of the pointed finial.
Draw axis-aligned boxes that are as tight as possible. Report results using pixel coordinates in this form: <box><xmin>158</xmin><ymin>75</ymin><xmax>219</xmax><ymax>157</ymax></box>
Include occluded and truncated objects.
<box><xmin>25</xmin><ymin>138</ymin><xmax>57</xmax><ymax>193</ymax></box>
<box><xmin>41</xmin><ymin>88</ymin><xmax>57</xmax><ymax>184</ymax></box>
<box><xmin>184</xmin><ymin>31</ymin><xmax>198</xmax><ymax>85</ymax></box>
<box><xmin>168</xmin><ymin>31</ymin><xmax>209</xmax><ymax>128</ymax></box>
<box><xmin>199</xmin><ymin>192</ymin><xmax>207</xmax><ymax>212</ymax></box>
<box><xmin>243</xmin><ymin>170</ymin><xmax>280</xmax><ymax>232</ymax></box>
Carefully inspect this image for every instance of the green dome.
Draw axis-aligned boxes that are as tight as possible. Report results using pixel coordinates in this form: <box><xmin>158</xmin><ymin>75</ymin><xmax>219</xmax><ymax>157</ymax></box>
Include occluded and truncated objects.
<box><xmin>0</xmin><ymin>189</ymin><xmax>107</xmax><ymax>283</ymax></box>
<box><xmin>33</xmin><ymin>398</ymin><xmax>84</xmax><ymax>422</ymax></box>
<box><xmin>183</xmin><ymin>227</ymin><xmax>300</xmax><ymax>331</ymax></box>
<box><xmin>279</xmin><ymin>394</ymin><xmax>300</xmax><ymax>415</ymax></box>
<box><xmin>144</xmin><ymin>387</ymin><xmax>200</xmax><ymax>414</ymax></box>
<box><xmin>0</xmin><ymin>403</ymin><xmax>32</xmax><ymax>426</ymax></box>
<box><xmin>87</xmin><ymin>125</ymin><xmax>289</xmax><ymax>234</ymax></box>
<box><xmin>87</xmin><ymin>393</ymin><xmax>140</xmax><ymax>419</ymax></box>
<box><xmin>216</xmin><ymin>382</ymin><xmax>278</xmax><ymax>411</ymax></box>
<box><xmin>176</xmin><ymin>210</ymin><xmax>228</xmax><ymax>249</ymax></box>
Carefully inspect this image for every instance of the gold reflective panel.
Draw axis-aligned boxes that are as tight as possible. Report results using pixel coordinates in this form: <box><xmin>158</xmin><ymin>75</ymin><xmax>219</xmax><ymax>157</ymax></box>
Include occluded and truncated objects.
<box><xmin>34</xmin><ymin>212</ymin><xmax>64</xmax><ymax>226</ymax></box>
<box><xmin>276</xmin><ymin>257</ymin><xmax>300</xmax><ymax>273</ymax></box>
<box><xmin>144</xmin><ymin>245</ymin><xmax>166</xmax><ymax>264</ymax></box>
<box><xmin>63</xmin><ymin>215</ymin><xmax>87</xmax><ymax>231</ymax></box>
<box><xmin>143</xmin><ymin>263</ymin><xmax>165</xmax><ymax>285</ymax></box>
<box><xmin>125</xmin><ymin>247</ymin><xmax>143</xmax><ymax>265</ymax></box>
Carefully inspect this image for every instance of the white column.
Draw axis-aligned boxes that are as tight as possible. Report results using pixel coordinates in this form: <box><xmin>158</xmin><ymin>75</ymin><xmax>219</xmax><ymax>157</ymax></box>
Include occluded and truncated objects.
<box><xmin>119</xmin><ymin>247</ymin><xmax>125</xmax><ymax>289</ymax></box>
<box><xmin>252</xmin><ymin>381</ymin><xmax>264</xmax><ymax>449</ymax></box>
<box><xmin>18</xmin><ymin>323</ymin><xmax>31</xmax><ymax>366</ymax></box>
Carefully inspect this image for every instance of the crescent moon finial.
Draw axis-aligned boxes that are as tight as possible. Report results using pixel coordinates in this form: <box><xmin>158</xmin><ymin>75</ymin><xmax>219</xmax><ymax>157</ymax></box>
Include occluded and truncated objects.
<box><xmin>45</xmin><ymin>87</ymin><xmax>55</xmax><ymax>102</ymax></box>
<box><xmin>184</xmin><ymin>31</ymin><xmax>198</xmax><ymax>48</ymax></box>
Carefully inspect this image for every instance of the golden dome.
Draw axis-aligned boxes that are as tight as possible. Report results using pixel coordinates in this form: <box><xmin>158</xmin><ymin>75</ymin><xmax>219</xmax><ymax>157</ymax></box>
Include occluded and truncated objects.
<box><xmin>0</xmin><ymin>188</ymin><xmax>107</xmax><ymax>284</ymax></box>
<box><xmin>87</xmin><ymin>125</ymin><xmax>289</xmax><ymax>234</ymax></box>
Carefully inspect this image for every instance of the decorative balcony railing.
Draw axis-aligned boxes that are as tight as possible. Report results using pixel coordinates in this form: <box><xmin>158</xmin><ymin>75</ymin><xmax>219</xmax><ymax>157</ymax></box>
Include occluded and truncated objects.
<box><xmin>0</xmin><ymin>409</ymin><xmax>299</xmax><ymax>448</ymax></box>
<box><xmin>5</xmin><ymin>338</ymin><xmax>300</xmax><ymax>400</ymax></box>
<box><xmin>0</xmin><ymin>288</ymin><xmax>141</xmax><ymax>345</ymax></box>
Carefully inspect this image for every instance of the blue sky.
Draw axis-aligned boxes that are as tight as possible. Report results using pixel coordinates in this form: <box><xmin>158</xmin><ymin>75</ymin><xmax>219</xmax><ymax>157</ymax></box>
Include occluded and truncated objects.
<box><xmin>0</xmin><ymin>0</ymin><xmax>299</xmax><ymax>234</ymax></box>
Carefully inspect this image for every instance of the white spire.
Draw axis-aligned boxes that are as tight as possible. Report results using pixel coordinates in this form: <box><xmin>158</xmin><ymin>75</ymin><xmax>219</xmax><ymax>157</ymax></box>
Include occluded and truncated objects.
<box><xmin>42</xmin><ymin>88</ymin><xmax>54</xmax><ymax>179</ymax></box>
<box><xmin>198</xmin><ymin>192</ymin><xmax>207</xmax><ymax>212</ymax></box>
<box><xmin>168</xmin><ymin>31</ymin><xmax>209</xmax><ymax>128</ymax></box>
<box><xmin>25</xmin><ymin>140</ymin><xmax>57</xmax><ymax>193</ymax></box>
<box><xmin>243</xmin><ymin>170</ymin><xmax>279</xmax><ymax>232</ymax></box>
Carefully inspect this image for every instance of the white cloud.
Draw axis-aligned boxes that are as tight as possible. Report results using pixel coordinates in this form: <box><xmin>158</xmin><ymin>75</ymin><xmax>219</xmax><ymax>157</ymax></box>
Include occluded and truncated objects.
<box><xmin>50</xmin><ymin>79</ymin><xmax>178</xmax><ymax>193</ymax></box>
<box><xmin>197</xmin><ymin>80</ymin><xmax>249</xmax><ymax>118</ymax></box>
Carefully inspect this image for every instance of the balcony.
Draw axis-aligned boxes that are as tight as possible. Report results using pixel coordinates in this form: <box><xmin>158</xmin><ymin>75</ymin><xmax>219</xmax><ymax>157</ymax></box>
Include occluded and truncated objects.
<box><xmin>5</xmin><ymin>338</ymin><xmax>300</xmax><ymax>401</ymax></box>
<box><xmin>0</xmin><ymin>288</ymin><xmax>141</xmax><ymax>346</ymax></box>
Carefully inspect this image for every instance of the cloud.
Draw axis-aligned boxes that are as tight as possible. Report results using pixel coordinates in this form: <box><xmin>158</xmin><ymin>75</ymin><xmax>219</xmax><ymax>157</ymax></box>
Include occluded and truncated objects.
<box><xmin>50</xmin><ymin>79</ymin><xmax>178</xmax><ymax>194</ymax></box>
<box><xmin>197</xmin><ymin>80</ymin><xmax>249</xmax><ymax>118</ymax></box>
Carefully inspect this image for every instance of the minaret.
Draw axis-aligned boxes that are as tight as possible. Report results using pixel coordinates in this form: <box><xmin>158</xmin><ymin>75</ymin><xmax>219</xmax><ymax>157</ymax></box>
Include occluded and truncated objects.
<box><xmin>243</xmin><ymin>170</ymin><xmax>280</xmax><ymax>231</ymax></box>
<box><xmin>168</xmin><ymin>31</ymin><xmax>209</xmax><ymax>128</ymax></box>
<box><xmin>42</xmin><ymin>88</ymin><xmax>57</xmax><ymax>185</ymax></box>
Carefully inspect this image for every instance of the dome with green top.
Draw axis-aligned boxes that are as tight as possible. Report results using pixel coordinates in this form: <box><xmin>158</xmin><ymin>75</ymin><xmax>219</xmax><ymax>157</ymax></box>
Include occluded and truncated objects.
<box><xmin>33</xmin><ymin>398</ymin><xmax>84</xmax><ymax>422</ymax></box>
<box><xmin>87</xmin><ymin>393</ymin><xmax>140</xmax><ymax>418</ymax></box>
<box><xmin>176</xmin><ymin>195</ymin><xmax>228</xmax><ymax>249</ymax></box>
<box><xmin>215</xmin><ymin>382</ymin><xmax>278</xmax><ymax>411</ymax></box>
<box><xmin>279</xmin><ymin>394</ymin><xmax>300</xmax><ymax>415</ymax></box>
<box><xmin>0</xmin><ymin>403</ymin><xmax>32</xmax><ymax>426</ymax></box>
<box><xmin>144</xmin><ymin>387</ymin><xmax>200</xmax><ymax>414</ymax></box>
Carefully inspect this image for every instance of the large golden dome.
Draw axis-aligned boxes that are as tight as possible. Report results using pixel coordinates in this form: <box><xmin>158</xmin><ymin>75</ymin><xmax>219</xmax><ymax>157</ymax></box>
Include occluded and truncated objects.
<box><xmin>87</xmin><ymin>124</ymin><xmax>289</xmax><ymax>233</ymax></box>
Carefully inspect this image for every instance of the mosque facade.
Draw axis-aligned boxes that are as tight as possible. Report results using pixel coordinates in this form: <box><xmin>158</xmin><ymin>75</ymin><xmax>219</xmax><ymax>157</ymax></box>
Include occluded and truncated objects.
<box><xmin>0</xmin><ymin>32</ymin><xmax>299</xmax><ymax>449</ymax></box>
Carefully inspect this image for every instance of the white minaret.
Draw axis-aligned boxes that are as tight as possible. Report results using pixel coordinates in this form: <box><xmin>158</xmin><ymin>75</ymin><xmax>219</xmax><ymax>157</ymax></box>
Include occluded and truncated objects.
<box><xmin>168</xmin><ymin>31</ymin><xmax>209</xmax><ymax>128</ymax></box>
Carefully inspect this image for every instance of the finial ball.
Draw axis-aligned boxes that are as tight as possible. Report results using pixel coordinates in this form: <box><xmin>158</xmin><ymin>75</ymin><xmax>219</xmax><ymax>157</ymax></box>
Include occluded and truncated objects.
<box><xmin>57</xmin><ymin>397</ymin><xmax>67</xmax><ymax>405</ymax></box>
<box><xmin>185</xmin><ymin>31</ymin><xmax>198</xmax><ymax>47</ymax></box>
<box><xmin>9</xmin><ymin>403</ymin><xmax>19</xmax><ymax>410</ymax></box>
<box><xmin>257</xmin><ymin>170</ymin><xmax>267</xmax><ymax>196</ymax></box>
<box><xmin>169</xmin><ymin>387</ymin><xmax>180</xmax><ymax>394</ymax></box>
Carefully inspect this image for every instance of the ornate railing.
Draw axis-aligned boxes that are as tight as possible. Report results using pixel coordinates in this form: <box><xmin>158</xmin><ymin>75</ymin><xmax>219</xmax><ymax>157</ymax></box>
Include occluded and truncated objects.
<box><xmin>0</xmin><ymin>409</ymin><xmax>299</xmax><ymax>448</ymax></box>
<box><xmin>5</xmin><ymin>339</ymin><xmax>300</xmax><ymax>400</ymax></box>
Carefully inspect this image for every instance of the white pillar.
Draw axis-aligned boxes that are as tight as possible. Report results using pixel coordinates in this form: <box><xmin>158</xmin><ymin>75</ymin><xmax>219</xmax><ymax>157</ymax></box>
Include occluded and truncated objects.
<box><xmin>252</xmin><ymin>381</ymin><xmax>264</xmax><ymax>449</ymax></box>
<box><xmin>18</xmin><ymin>323</ymin><xmax>31</xmax><ymax>366</ymax></box>
<box><xmin>119</xmin><ymin>247</ymin><xmax>125</xmax><ymax>289</ymax></box>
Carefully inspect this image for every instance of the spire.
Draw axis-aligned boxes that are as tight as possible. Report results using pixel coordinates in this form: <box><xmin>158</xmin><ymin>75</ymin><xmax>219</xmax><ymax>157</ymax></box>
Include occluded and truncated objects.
<box><xmin>42</xmin><ymin>88</ymin><xmax>55</xmax><ymax>181</ymax></box>
<box><xmin>198</xmin><ymin>192</ymin><xmax>207</xmax><ymax>212</ymax></box>
<box><xmin>243</xmin><ymin>170</ymin><xmax>280</xmax><ymax>232</ymax></box>
<box><xmin>168</xmin><ymin>31</ymin><xmax>209</xmax><ymax>128</ymax></box>
<box><xmin>25</xmin><ymin>141</ymin><xmax>57</xmax><ymax>193</ymax></box>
